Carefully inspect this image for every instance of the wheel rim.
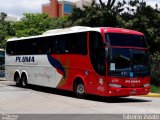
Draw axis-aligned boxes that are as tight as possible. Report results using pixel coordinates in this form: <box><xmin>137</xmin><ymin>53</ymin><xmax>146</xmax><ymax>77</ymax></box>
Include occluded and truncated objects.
<box><xmin>22</xmin><ymin>77</ymin><xmax>25</xmax><ymax>86</ymax></box>
<box><xmin>15</xmin><ymin>77</ymin><xmax>20</xmax><ymax>84</ymax></box>
<box><xmin>22</xmin><ymin>76</ymin><xmax>27</xmax><ymax>86</ymax></box>
<box><xmin>77</xmin><ymin>83</ymin><xmax>84</xmax><ymax>95</ymax></box>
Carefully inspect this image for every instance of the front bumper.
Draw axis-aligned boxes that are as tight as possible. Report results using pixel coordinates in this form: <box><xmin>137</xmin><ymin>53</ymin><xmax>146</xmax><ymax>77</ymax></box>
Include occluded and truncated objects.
<box><xmin>104</xmin><ymin>86</ymin><xmax>150</xmax><ymax>97</ymax></box>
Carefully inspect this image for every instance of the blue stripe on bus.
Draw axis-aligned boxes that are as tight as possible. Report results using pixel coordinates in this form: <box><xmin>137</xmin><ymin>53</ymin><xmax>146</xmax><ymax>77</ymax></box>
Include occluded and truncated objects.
<box><xmin>47</xmin><ymin>54</ymin><xmax>65</xmax><ymax>77</ymax></box>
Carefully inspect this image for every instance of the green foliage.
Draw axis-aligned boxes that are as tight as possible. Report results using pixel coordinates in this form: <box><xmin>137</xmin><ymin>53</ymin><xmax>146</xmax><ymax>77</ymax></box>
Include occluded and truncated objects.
<box><xmin>120</xmin><ymin>2</ymin><xmax>160</xmax><ymax>52</ymax></box>
<box><xmin>0</xmin><ymin>12</ymin><xmax>7</xmax><ymax>21</ymax></box>
<box><xmin>151</xmin><ymin>85</ymin><xmax>160</xmax><ymax>93</ymax></box>
<box><xmin>0</xmin><ymin>12</ymin><xmax>15</xmax><ymax>48</ymax></box>
<box><xmin>0</xmin><ymin>12</ymin><xmax>70</xmax><ymax>48</ymax></box>
<box><xmin>14</xmin><ymin>13</ymin><xmax>54</xmax><ymax>37</ymax></box>
<box><xmin>68</xmin><ymin>3</ymin><xmax>117</xmax><ymax>27</ymax></box>
<box><xmin>0</xmin><ymin>31</ymin><xmax>5</xmax><ymax>48</ymax></box>
<box><xmin>51</xmin><ymin>16</ymin><xmax>70</xmax><ymax>28</ymax></box>
<box><xmin>14</xmin><ymin>13</ymin><xmax>70</xmax><ymax>37</ymax></box>
<box><xmin>151</xmin><ymin>52</ymin><xmax>160</xmax><ymax>86</ymax></box>
<box><xmin>99</xmin><ymin>0</ymin><xmax>116</xmax><ymax>9</ymax></box>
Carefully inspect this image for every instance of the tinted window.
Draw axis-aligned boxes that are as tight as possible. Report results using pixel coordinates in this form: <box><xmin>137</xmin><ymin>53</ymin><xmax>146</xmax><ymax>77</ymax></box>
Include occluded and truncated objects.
<box><xmin>31</xmin><ymin>38</ymin><xmax>46</xmax><ymax>55</ymax></box>
<box><xmin>47</xmin><ymin>36</ymin><xmax>58</xmax><ymax>54</ymax></box>
<box><xmin>89</xmin><ymin>31</ymin><xmax>106</xmax><ymax>76</ymax></box>
<box><xmin>6</xmin><ymin>41</ymin><xmax>17</xmax><ymax>55</ymax></box>
<box><xmin>108</xmin><ymin>48</ymin><xmax>150</xmax><ymax>77</ymax></box>
<box><xmin>6</xmin><ymin>37</ymin><xmax>47</xmax><ymax>55</ymax></box>
<box><xmin>6</xmin><ymin>32</ymin><xmax>87</xmax><ymax>55</ymax></box>
<box><xmin>106</xmin><ymin>33</ymin><xmax>147</xmax><ymax>47</ymax></box>
<box><xmin>47</xmin><ymin>32</ymin><xmax>87</xmax><ymax>55</ymax></box>
<box><xmin>109</xmin><ymin>48</ymin><xmax>131</xmax><ymax>72</ymax></box>
<box><xmin>16</xmin><ymin>40</ymin><xmax>26</xmax><ymax>55</ymax></box>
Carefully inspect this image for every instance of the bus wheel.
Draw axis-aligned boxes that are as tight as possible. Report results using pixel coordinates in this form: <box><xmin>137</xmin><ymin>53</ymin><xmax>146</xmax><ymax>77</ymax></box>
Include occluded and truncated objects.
<box><xmin>15</xmin><ymin>75</ymin><xmax>22</xmax><ymax>87</ymax></box>
<box><xmin>74</xmin><ymin>82</ymin><xmax>85</xmax><ymax>98</ymax></box>
<box><xmin>21</xmin><ymin>75</ymin><xmax>28</xmax><ymax>87</ymax></box>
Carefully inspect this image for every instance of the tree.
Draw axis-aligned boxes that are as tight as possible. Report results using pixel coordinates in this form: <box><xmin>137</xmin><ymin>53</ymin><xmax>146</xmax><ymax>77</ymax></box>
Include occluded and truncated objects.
<box><xmin>99</xmin><ymin>0</ymin><xmax>116</xmax><ymax>9</ymax></box>
<box><xmin>0</xmin><ymin>12</ymin><xmax>15</xmax><ymax>48</ymax></box>
<box><xmin>120</xmin><ymin>0</ymin><xmax>160</xmax><ymax>52</ymax></box>
<box><xmin>14</xmin><ymin>13</ymin><xmax>54</xmax><ymax>37</ymax></box>
<box><xmin>51</xmin><ymin>16</ymin><xmax>71</xmax><ymax>28</ymax></box>
<box><xmin>14</xmin><ymin>13</ymin><xmax>70</xmax><ymax>37</ymax></box>
<box><xmin>0</xmin><ymin>12</ymin><xmax>7</xmax><ymax>22</ymax></box>
<box><xmin>68</xmin><ymin>1</ymin><xmax>118</xmax><ymax>27</ymax></box>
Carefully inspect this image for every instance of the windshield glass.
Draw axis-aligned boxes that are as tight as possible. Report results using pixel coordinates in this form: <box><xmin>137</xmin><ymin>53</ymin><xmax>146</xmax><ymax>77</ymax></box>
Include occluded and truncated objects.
<box><xmin>109</xmin><ymin>48</ymin><xmax>131</xmax><ymax>72</ymax></box>
<box><xmin>108</xmin><ymin>48</ymin><xmax>150</xmax><ymax>77</ymax></box>
<box><xmin>106</xmin><ymin>33</ymin><xmax>146</xmax><ymax>47</ymax></box>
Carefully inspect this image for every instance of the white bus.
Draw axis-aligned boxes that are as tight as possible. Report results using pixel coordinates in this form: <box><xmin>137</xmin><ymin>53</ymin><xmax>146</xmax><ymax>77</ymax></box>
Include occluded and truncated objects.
<box><xmin>5</xmin><ymin>26</ymin><xmax>150</xmax><ymax>97</ymax></box>
<box><xmin>6</xmin><ymin>26</ymin><xmax>93</xmax><ymax>94</ymax></box>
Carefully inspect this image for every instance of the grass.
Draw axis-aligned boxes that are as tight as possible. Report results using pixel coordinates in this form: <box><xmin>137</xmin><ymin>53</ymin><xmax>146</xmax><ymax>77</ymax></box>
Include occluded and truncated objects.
<box><xmin>150</xmin><ymin>85</ymin><xmax>160</xmax><ymax>93</ymax></box>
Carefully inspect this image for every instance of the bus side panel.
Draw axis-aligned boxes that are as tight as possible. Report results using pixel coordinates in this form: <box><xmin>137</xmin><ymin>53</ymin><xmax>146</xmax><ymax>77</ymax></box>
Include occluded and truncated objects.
<box><xmin>47</xmin><ymin>54</ymin><xmax>90</xmax><ymax>91</ymax></box>
<box><xmin>49</xmin><ymin>54</ymin><xmax>105</xmax><ymax>95</ymax></box>
<box><xmin>5</xmin><ymin>55</ymin><xmax>63</xmax><ymax>88</ymax></box>
<box><xmin>6</xmin><ymin>54</ymin><xmax>105</xmax><ymax>95</ymax></box>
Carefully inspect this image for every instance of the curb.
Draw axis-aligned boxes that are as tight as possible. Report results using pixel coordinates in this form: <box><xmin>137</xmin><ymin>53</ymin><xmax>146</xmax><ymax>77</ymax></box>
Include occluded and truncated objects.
<box><xmin>140</xmin><ymin>93</ymin><xmax>160</xmax><ymax>98</ymax></box>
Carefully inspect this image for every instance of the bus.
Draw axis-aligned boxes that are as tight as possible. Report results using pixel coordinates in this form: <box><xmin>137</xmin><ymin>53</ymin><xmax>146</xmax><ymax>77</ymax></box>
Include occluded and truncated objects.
<box><xmin>0</xmin><ymin>49</ymin><xmax>5</xmax><ymax>77</ymax></box>
<box><xmin>5</xmin><ymin>26</ymin><xmax>151</xmax><ymax>98</ymax></box>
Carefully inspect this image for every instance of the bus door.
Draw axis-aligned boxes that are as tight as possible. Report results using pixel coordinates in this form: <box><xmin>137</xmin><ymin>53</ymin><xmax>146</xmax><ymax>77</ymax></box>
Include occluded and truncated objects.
<box><xmin>89</xmin><ymin>31</ymin><xmax>106</xmax><ymax>92</ymax></box>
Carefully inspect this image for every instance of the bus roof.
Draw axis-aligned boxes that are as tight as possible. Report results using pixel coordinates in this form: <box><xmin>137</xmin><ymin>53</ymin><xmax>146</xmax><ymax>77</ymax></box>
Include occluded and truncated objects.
<box><xmin>7</xmin><ymin>26</ymin><xmax>144</xmax><ymax>42</ymax></box>
<box><xmin>7</xmin><ymin>26</ymin><xmax>94</xmax><ymax>42</ymax></box>
<box><xmin>101</xmin><ymin>27</ymin><xmax>144</xmax><ymax>35</ymax></box>
<box><xmin>43</xmin><ymin>26</ymin><xmax>92</xmax><ymax>35</ymax></box>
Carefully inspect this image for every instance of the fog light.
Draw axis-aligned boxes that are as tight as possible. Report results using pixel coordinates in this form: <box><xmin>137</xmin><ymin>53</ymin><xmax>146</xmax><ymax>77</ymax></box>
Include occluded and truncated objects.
<box><xmin>143</xmin><ymin>83</ymin><xmax>150</xmax><ymax>87</ymax></box>
<box><xmin>109</xmin><ymin>83</ymin><xmax>121</xmax><ymax>88</ymax></box>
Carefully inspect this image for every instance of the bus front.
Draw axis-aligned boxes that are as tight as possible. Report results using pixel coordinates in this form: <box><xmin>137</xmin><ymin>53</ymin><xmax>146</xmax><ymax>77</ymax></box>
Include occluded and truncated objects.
<box><xmin>104</xmin><ymin>28</ymin><xmax>150</xmax><ymax>96</ymax></box>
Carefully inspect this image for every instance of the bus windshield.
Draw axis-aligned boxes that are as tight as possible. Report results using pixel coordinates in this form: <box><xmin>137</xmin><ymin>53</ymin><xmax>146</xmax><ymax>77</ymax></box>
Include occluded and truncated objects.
<box><xmin>108</xmin><ymin>48</ymin><xmax>150</xmax><ymax>77</ymax></box>
<box><xmin>105</xmin><ymin>33</ymin><xmax>150</xmax><ymax>77</ymax></box>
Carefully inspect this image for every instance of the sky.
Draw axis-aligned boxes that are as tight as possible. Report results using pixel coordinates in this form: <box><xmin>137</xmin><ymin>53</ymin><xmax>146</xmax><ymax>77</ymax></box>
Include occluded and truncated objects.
<box><xmin>0</xmin><ymin>0</ymin><xmax>159</xmax><ymax>19</ymax></box>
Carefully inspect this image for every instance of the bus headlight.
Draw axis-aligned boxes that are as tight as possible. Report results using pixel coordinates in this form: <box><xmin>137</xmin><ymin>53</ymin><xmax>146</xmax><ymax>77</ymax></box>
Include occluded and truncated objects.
<box><xmin>109</xmin><ymin>83</ymin><xmax>121</xmax><ymax>88</ymax></box>
<box><xmin>143</xmin><ymin>83</ymin><xmax>150</xmax><ymax>87</ymax></box>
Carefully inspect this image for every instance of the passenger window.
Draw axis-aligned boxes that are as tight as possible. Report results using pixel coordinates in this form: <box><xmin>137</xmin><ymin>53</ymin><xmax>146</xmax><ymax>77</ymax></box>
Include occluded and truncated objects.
<box><xmin>47</xmin><ymin>32</ymin><xmax>87</xmax><ymax>55</ymax></box>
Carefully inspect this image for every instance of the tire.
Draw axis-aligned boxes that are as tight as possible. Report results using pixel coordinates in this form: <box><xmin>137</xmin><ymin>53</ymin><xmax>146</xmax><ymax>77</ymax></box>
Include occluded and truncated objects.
<box><xmin>15</xmin><ymin>75</ymin><xmax>22</xmax><ymax>87</ymax></box>
<box><xmin>21</xmin><ymin>75</ymin><xmax>28</xmax><ymax>87</ymax></box>
<box><xmin>74</xmin><ymin>82</ymin><xmax>85</xmax><ymax>98</ymax></box>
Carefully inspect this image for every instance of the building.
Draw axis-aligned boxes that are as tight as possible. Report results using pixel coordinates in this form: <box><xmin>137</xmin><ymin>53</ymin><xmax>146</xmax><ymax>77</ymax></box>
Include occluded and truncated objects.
<box><xmin>42</xmin><ymin>0</ymin><xmax>75</xmax><ymax>18</ymax></box>
<box><xmin>42</xmin><ymin>0</ymin><xmax>93</xmax><ymax>18</ymax></box>
<box><xmin>5</xmin><ymin>15</ymin><xmax>18</xmax><ymax>22</ymax></box>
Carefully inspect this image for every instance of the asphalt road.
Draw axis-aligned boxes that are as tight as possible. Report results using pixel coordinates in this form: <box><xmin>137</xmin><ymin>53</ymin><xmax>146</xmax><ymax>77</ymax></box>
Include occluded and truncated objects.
<box><xmin>0</xmin><ymin>79</ymin><xmax>160</xmax><ymax>116</ymax></box>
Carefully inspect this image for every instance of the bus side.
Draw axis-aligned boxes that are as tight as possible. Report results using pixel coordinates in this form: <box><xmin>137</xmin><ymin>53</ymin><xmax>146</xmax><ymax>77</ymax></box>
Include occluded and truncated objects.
<box><xmin>5</xmin><ymin>31</ymin><xmax>107</xmax><ymax>96</ymax></box>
